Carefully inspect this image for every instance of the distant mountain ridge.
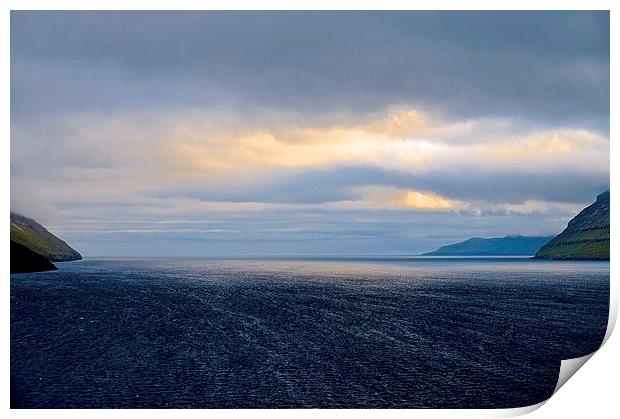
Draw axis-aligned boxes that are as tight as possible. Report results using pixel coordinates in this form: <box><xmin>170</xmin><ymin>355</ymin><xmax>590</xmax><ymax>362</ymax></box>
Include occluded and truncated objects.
<box><xmin>535</xmin><ymin>191</ymin><xmax>609</xmax><ymax>260</ymax></box>
<box><xmin>422</xmin><ymin>235</ymin><xmax>555</xmax><ymax>256</ymax></box>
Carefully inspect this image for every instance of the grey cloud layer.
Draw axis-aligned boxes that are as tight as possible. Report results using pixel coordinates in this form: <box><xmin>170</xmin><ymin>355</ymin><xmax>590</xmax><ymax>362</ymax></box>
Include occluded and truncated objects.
<box><xmin>152</xmin><ymin>165</ymin><xmax>608</xmax><ymax>206</ymax></box>
<box><xmin>11</xmin><ymin>11</ymin><xmax>609</xmax><ymax>130</ymax></box>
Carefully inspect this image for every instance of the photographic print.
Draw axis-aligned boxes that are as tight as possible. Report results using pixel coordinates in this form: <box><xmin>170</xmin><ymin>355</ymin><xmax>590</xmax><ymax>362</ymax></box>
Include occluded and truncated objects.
<box><xmin>9</xmin><ymin>10</ymin><xmax>610</xmax><ymax>409</ymax></box>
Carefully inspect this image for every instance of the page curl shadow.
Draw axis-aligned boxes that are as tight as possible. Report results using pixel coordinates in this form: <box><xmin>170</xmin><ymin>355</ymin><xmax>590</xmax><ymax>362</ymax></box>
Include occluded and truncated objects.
<box><xmin>504</xmin><ymin>283</ymin><xmax>617</xmax><ymax>417</ymax></box>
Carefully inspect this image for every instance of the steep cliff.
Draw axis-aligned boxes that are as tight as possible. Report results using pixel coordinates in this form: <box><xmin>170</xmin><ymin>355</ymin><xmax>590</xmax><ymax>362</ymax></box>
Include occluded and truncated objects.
<box><xmin>10</xmin><ymin>213</ymin><xmax>82</xmax><ymax>262</ymax></box>
<box><xmin>535</xmin><ymin>191</ymin><xmax>609</xmax><ymax>260</ymax></box>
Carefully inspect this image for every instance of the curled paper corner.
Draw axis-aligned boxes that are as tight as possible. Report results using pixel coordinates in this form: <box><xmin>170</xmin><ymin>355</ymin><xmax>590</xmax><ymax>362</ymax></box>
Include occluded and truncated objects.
<box><xmin>553</xmin><ymin>353</ymin><xmax>595</xmax><ymax>394</ymax></box>
<box><xmin>603</xmin><ymin>297</ymin><xmax>618</xmax><ymax>344</ymax></box>
<box><xmin>493</xmin><ymin>354</ymin><xmax>595</xmax><ymax>418</ymax></box>
<box><xmin>493</xmin><ymin>401</ymin><xmax>546</xmax><ymax>417</ymax></box>
<box><xmin>549</xmin><ymin>299</ymin><xmax>619</xmax><ymax>394</ymax></box>
<box><xmin>550</xmin><ymin>308</ymin><xmax>615</xmax><ymax>397</ymax></box>
<box><xmin>551</xmin><ymin>304</ymin><xmax>615</xmax><ymax>396</ymax></box>
<box><xmin>496</xmin><ymin>349</ymin><xmax>606</xmax><ymax>417</ymax></box>
<box><xmin>516</xmin><ymin>310</ymin><xmax>616</xmax><ymax>415</ymax></box>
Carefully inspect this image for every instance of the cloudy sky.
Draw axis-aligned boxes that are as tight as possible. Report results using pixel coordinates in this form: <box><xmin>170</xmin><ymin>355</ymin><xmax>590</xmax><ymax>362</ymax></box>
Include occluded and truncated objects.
<box><xmin>10</xmin><ymin>11</ymin><xmax>609</xmax><ymax>256</ymax></box>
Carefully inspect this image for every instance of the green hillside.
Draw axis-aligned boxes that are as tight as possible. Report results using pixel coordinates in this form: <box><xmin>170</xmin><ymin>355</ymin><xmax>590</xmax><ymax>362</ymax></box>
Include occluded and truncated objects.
<box><xmin>535</xmin><ymin>191</ymin><xmax>609</xmax><ymax>260</ymax></box>
<box><xmin>10</xmin><ymin>213</ymin><xmax>82</xmax><ymax>262</ymax></box>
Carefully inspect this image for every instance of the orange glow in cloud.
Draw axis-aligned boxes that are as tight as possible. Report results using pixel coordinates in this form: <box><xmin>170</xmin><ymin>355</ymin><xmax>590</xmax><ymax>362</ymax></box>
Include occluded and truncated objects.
<box><xmin>403</xmin><ymin>190</ymin><xmax>459</xmax><ymax>210</ymax></box>
<box><xmin>157</xmin><ymin>108</ymin><xmax>452</xmax><ymax>178</ymax></box>
<box><xmin>155</xmin><ymin>107</ymin><xmax>608</xmax><ymax>184</ymax></box>
<box><xmin>336</xmin><ymin>186</ymin><xmax>466</xmax><ymax>212</ymax></box>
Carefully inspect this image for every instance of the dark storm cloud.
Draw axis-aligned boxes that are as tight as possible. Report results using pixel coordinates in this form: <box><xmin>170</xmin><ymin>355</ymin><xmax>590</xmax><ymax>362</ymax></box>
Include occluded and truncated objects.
<box><xmin>11</xmin><ymin>11</ymin><xmax>609</xmax><ymax>130</ymax></box>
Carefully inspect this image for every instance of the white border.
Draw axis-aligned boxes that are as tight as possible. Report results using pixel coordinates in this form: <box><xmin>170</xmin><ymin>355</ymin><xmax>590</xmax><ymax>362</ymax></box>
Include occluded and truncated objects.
<box><xmin>2</xmin><ymin>1</ymin><xmax>616</xmax><ymax>418</ymax></box>
<box><xmin>0</xmin><ymin>1</ymin><xmax>617</xmax><ymax>11</ymax></box>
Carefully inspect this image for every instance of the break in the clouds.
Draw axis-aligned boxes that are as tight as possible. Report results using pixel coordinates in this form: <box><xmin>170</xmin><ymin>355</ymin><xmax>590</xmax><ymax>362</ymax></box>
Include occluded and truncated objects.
<box><xmin>10</xmin><ymin>11</ymin><xmax>609</xmax><ymax>256</ymax></box>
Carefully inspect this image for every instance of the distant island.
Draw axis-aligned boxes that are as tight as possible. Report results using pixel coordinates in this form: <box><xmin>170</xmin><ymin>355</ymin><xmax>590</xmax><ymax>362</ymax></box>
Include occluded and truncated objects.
<box><xmin>535</xmin><ymin>191</ymin><xmax>609</xmax><ymax>260</ymax></box>
<box><xmin>10</xmin><ymin>212</ymin><xmax>81</xmax><ymax>274</ymax></box>
<box><xmin>422</xmin><ymin>235</ymin><xmax>554</xmax><ymax>256</ymax></box>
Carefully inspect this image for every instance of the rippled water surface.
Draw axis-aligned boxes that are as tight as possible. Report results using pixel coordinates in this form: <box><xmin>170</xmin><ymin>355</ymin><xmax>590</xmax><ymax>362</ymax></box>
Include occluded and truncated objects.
<box><xmin>10</xmin><ymin>257</ymin><xmax>609</xmax><ymax>408</ymax></box>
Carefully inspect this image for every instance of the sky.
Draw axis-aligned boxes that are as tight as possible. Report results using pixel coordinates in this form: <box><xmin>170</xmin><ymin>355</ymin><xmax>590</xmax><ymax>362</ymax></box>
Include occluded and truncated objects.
<box><xmin>10</xmin><ymin>11</ymin><xmax>610</xmax><ymax>256</ymax></box>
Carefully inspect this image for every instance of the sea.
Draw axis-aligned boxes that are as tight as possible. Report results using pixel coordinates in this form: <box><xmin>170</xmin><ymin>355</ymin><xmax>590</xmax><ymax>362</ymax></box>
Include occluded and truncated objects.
<box><xmin>10</xmin><ymin>257</ymin><xmax>609</xmax><ymax>408</ymax></box>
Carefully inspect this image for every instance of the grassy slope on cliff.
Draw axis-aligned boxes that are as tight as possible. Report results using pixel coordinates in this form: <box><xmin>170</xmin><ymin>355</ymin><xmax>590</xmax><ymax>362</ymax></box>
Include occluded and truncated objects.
<box><xmin>535</xmin><ymin>191</ymin><xmax>609</xmax><ymax>260</ymax></box>
<box><xmin>10</xmin><ymin>213</ymin><xmax>82</xmax><ymax>262</ymax></box>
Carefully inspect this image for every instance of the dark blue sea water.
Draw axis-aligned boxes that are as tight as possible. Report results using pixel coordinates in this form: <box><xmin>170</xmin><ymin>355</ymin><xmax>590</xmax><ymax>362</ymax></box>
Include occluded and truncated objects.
<box><xmin>10</xmin><ymin>257</ymin><xmax>609</xmax><ymax>408</ymax></box>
